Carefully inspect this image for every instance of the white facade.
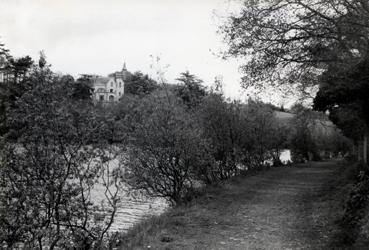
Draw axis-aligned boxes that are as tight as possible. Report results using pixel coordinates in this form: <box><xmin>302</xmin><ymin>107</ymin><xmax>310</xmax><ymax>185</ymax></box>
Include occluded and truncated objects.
<box><xmin>91</xmin><ymin>65</ymin><xmax>128</xmax><ymax>102</ymax></box>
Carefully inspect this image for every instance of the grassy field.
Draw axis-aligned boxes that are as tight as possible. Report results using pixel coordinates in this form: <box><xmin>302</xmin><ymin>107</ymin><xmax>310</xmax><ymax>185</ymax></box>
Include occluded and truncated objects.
<box><xmin>115</xmin><ymin>161</ymin><xmax>357</xmax><ymax>250</ymax></box>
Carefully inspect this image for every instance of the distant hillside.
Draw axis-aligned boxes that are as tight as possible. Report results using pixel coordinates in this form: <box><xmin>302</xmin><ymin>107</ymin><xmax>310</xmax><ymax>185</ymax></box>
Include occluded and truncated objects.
<box><xmin>274</xmin><ymin>111</ymin><xmax>295</xmax><ymax>123</ymax></box>
<box><xmin>274</xmin><ymin>110</ymin><xmax>336</xmax><ymax>136</ymax></box>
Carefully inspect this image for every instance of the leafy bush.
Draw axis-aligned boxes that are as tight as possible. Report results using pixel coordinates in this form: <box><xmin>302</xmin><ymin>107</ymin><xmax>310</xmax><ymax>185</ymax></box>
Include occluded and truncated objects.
<box><xmin>198</xmin><ymin>93</ymin><xmax>241</xmax><ymax>180</ymax></box>
<box><xmin>125</xmin><ymin>90</ymin><xmax>212</xmax><ymax>205</ymax></box>
<box><xmin>338</xmin><ymin>165</ymin><xmax>369</xmax><ymax>246</ymax></box>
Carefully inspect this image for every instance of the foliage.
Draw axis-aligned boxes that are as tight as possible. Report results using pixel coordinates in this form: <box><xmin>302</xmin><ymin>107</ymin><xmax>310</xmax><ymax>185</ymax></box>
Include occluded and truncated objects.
<box><xmin>113</xmin><ymin>94</ymin><xmax>143</xmax><ymax>136</ymax></box>
<box><xmin>4</xmin><ymin>56</ymin><xmax>34</xmax><ymax>84</ymax></box>
<box><xmin>314</xmin><ymin>59</ymin><xmax>369</xmax><ymax>140</ymax></box>
<box><xmin>126</xmin><ymin>90</ymin><xmax>211</xmax><ymax>205</ymax></box>
<box><xmin>73</xmin><ymin>75</ymin><xmax>94</xmax><ymax>101</ymax></box>
<box><xmin>334</xmin><ymin>163</ymin><xmax>369</xmax><ymax>247</ymax></box>
<box><xmin>199</xmin><ymin>95</ymin><xmax>287</xmax><ymax>178</ymax></box>
<box><xmin>124</xmin><ymin>71</ymin><xmax>158</xmax><ymax>96</ymax></box>
<box><xmin>288</xmin><ymin>105</ymin><xmax>352</xmax><ymax>162</ymax></box>
<box><xmin>243</xmin><ymin>100</ymin><xmax>288</xmax><ymax>168</ymax></box>
<box><xmin>123</xmin><ymin>86</ymin><xmax>291</xmax><ymax>202</ymax></box>
<box><xmin>221</xmin><ymin>0</ymin><xmax>369</xmax><ymax>91</ymax></box>
<box><xmin>0</xmin><ymin>51</ymin><xmax>34</xmax><ymax>136</ymax></box>
<box><xmin>174</xmin><ymin>71</ymin><xmax>207</xmax><ymax>109</ymax></box>
<box><xmin>289</xmin><ymin>107</ymin><xmax>321</xmax><ymax>162</ymax></box>
<box><xmin>0</xmin><ymin>65</ymin><xmax>124</xmax><ymax>249</ymax></box>
<box><xmin>221</xmin><ymin>0</ymin><xmax>369</xmax><ymax>148</ymax></box>
<box><xmin>199</xmin><ymin>93</ymin><xmax>243</xmax><ymax>180</ymax></box>
<box><xmin>0</xmin><ymin>43</ymin><xmax>9</xmax><ymax>60</ymax></box>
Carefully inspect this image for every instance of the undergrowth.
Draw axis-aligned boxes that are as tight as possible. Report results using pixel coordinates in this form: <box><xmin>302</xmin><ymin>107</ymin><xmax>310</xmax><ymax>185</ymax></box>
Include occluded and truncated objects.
<box><xmin>331</xmin><ymin>162</ymin><xmax>369</xmax><ymax>248</ymax></box>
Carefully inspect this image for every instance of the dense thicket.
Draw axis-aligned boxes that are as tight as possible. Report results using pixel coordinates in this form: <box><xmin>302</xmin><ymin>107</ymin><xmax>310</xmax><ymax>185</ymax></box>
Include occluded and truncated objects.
<box><xmin>124</xmin><ymin>90</ymin><xmax>211</xmax><ymax>204</ymax></box>
<box><xmin>0</xmin><ymin>55</ymin><xmax>124</xmax><ymax>249</ymax></box>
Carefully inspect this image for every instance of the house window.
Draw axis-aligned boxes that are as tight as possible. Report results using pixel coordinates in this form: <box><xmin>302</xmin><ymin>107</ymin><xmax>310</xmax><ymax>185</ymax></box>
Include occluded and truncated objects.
<box><xmin>110</xmin><ymin>89</ymin><xmax>113</xmax><ymax>93</ymax></box>
<box><xmin>119</xmin><ymin>92</ymin><xmax>121</xmax><ymax>96</ymax></box>
<box><xmin>109</xmin><ymin>95</ymin><xmax>114</xmax><ymax>102</ymax></box>
<box><xmin>111</xmin><ymin>82</ymin><xmax>113</xmax><ymax>87</ymax></box>
<box><xmin>99</xmin><ymin>95</ymin><xmax>104</xmax><ymax>101</ymax></box>
<box><xmin>119</xmin><ymin>82</ymin><xmax>122</xmax><ymax>88</ymax></box>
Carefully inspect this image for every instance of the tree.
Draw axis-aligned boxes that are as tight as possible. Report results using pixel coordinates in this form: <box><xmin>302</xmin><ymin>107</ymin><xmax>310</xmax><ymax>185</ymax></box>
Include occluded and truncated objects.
<box><xmin>199</xmin><ymin>93</ymin><xmax>242</xmax><ymax>179</ymax></box>
<box><xmin>73</xmin><ymin>75</ymin><xmax>94</xmax><ymax>101</ymax></box>
<box><xmin>0</xmin><ymin>42</ymin><xmax>10</xmax><ymax>136</ymax></box>
<box><xmin>112</xmin><ymin>94</ymin><xmax>143</xmax><ymax>136</ymax></box>
<box><xmin>126</xmin><ymin>90</ymin><xmax>211</xmax><ymax>205</ymax></box>
<box><xmin>221</xmin><ymin>0</ymin><xmax>367</xmax><ymax>162</ymax></box>
<box><xmin>124</xmin><ymin>71</ymin><xmax>158</xmax><ymax>96</ymax></box>
<box><xmin>314</xmin><ymin>59</ymin><xmax>369</xmax><ymax>161</ymax></box>
<box><xmin>0</xmin><ymin>65</ymin><xmax>124</xmax><ymax>249</ymax></box>
<box><xmin>288</xmin><ymin>104</ymin><xmax>352</xmax><ymax>161</ymax></box>
<box><xmin>221</xmin><ymin>0</ymin><xmax>369</xmax><ymax>91</ymax></box>
<box><xmin>314</xmin><ymin>59</ymin><xmax>369</xmax><ymax>133</ymax></box>
<box><xmin>0</xmin><ymin>49</ymin><xmax>34</xmax><ymax>136</ymax></box>
<box><xmin>241</xmin><ymin>100</ymin><xmax>288</xmax><ymax>168</ymax></box>
<box><xmin>289</xmin><ymin>107</ymin><xmax>320</xmax><ymax>162</ymax></box>
<box><xmin>4</xmin><ymin>56</ymin><xmax>34</xmax><ymax>84</ymax></box>
<box><xmin>174</xmin><ymin>71</ymin><xmax>207</xmax><ymax>109</ymax></box>
<box><xmin>0</xmin><ymin>42</ymin><xmax>11</xmax><ymax>74</ymax></box>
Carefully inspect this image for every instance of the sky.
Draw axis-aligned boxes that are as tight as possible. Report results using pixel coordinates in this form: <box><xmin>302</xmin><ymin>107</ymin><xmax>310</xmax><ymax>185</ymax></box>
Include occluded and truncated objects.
<box><xmin>0</xmin><ymin>0</ymin><xmax>292</xmax><ymax>105</ymax></box>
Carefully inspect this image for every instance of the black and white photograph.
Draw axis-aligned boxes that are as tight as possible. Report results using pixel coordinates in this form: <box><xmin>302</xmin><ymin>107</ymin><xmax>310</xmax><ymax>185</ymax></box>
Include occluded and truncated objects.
<box><xmin>0</xmin><ymin>0</ymin><xmax>368</xmax><ymax>249</ymax></box>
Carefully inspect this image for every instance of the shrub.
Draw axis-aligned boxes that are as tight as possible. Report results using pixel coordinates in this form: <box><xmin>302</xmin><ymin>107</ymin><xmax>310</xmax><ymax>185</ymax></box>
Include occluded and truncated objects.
<box><xmin>338</xmin><ymin>165</ymin><xmax>369</xmax><ymax>246</ymax></box>
<box><xmin>126</xmin><ymin>90</ymin><xmax>212</xmax><ymax>205</ymax></box>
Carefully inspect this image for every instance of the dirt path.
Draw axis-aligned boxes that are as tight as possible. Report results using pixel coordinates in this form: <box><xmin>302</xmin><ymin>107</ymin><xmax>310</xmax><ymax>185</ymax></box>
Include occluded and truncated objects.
<box><xmin>120</xmin><ymin>161</ymin><xmax>346</xmax><ymax>250</ymax></box>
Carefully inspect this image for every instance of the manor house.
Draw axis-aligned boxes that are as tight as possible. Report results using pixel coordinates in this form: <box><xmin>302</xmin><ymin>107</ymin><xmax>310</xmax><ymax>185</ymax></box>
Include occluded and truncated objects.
<box><xmin>90</xmin><ymin>63</ymin><xmax>129</xmax><ymax>102</ymax></box>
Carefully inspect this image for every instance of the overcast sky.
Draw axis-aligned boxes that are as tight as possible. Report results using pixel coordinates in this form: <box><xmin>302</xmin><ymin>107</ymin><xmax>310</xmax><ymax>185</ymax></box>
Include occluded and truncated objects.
<box><xmin>1</xmin><ymin>0</ymin><xmax>257</xmax><ymax>100</ymax></box>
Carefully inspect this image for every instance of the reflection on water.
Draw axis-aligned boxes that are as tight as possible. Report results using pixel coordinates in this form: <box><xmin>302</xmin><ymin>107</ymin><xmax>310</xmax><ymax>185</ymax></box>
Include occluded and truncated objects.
<box><xmin>92</xmin><ymin>179</ymin><xmax>168</xmax><ymax>233</ymax></box>
<box><xmin>280</xmin><ymin>149</ymin><xmax>292</xmax><ymax>164</ymax></box>
<box><xmin>90</xmin><ymin>156</ymin><xmax>169</xmax><ymax>233</ymax></box>
<box><xmin>92</xmin><ymin>183</ymin><xmax>168</xmax><ymax>232</ymax></box>
<box><xmin>110</xmin><ymin>197</ymin><xmax>167</xmax><ymax>232</ymax></box>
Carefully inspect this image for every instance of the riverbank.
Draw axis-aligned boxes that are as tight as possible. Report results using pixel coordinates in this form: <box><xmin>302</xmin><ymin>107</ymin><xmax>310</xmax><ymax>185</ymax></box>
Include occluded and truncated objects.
<box><xmin>113</xmin><ymin>161</ymin><xmax>357</xmax><ymax>249</ymax></box>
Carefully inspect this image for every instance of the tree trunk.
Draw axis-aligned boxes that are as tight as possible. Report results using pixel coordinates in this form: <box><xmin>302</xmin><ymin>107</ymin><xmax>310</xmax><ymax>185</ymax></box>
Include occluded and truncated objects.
<box><xmin>364</xmin><ymin>133</ymin><xmax>368</xmax><ymax>165</ymax></box>
<box><xmin>358</xmin><ymin>141</ymin><xmax>362</xmax><ymax>162</ymax></box>
<box><xmin>352</xmin><ymin>143</ymin><xmax>357</xmax><ymax>160</ymax></box>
